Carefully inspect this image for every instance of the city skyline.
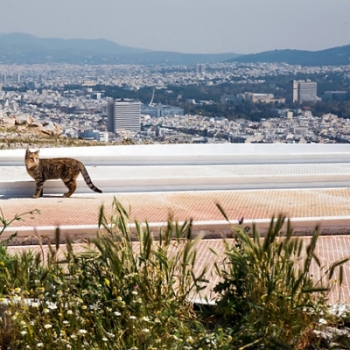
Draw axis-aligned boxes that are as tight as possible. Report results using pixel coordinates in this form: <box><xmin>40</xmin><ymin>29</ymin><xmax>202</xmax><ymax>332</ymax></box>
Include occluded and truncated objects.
<box><xmin>0</xmin><ymin>0</ymin><xmax>349</xmax><ymax>55</ymax></box>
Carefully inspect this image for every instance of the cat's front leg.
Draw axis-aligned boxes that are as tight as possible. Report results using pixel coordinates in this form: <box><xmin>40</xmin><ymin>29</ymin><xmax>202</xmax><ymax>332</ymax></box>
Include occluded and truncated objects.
<box><xmin>33</xmin><ymin>182</ymin><xmax>44</xmax><ymax>198</ymax></box>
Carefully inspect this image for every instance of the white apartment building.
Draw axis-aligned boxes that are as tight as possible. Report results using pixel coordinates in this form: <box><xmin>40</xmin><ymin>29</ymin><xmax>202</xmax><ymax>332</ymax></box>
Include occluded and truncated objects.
<box><xmin>108</xmin><ymin>99</ymin><xmax>141</xmax><ymax>133</ymax></box>
<box><xmin>287</xmin><ymin>80</ymin><xmax>318</xmax><ymax>104</ymax></box>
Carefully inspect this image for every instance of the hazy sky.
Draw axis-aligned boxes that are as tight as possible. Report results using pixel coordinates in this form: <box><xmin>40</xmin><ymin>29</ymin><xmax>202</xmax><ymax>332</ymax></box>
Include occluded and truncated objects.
<box><xmin>0</xmin><ymin>0</ymin><xmax>349</xmax><ymax>54</ymax></box>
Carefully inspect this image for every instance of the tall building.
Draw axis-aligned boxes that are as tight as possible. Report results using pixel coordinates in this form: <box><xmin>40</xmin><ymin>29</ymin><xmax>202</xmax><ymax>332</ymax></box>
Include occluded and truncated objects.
<box><xmin>196</xmin><ymin>63</ymin><xmax>206</xmax><ymax>76</ymax></box>
<box><xmin>108</xmin><ymin>99</ymin><xmax>141</xmax><ymax>133</ymax></box>
<box><xmin>286</xmin><ymin>80</ymin><xmax>318</xmax><ymax>104</ymax></box>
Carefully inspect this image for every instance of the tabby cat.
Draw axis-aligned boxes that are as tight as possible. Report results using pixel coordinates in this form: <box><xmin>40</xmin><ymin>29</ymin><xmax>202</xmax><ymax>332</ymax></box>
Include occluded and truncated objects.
<box><xmin>25</xmin><ymin>148</ymin><xmax>102</xmax><ymax>198</ymax></box>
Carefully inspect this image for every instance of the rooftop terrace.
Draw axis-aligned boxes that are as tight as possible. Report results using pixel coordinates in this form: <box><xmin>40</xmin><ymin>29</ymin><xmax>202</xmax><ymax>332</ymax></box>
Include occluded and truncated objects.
<box><xmin>2</xmin><ymin>143</ymin><xmax>350</xmax><ymax>303</ymax></box>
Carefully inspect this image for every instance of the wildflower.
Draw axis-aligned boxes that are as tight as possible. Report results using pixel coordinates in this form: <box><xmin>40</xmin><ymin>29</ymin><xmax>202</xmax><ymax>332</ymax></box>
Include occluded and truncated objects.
<box><xmin>37</xmin><ymin>343</ymin><xmax>44</xmax><ymax>348</ymax></box>
<box><xmin>67</xmin><ymin>310</ymin><xmax>73</xmax><ymax>315</ymax></box>
<box><xmin>142</xmin><ymin>328</ymin><xmax>150</xmax><ymax>333</ymax></box>
<box><xmin>102</xmin><ymin>337</ymin><xmax>108</xmax><ymax>342</ymax></box>
<box><xmin>20</xmin><ymin>330</ymin><xmax>27</xmax><ymax>335</ymax></box>
<box><xmin>129</xmin><ymin>315</ymin><xmax>137</xmax><ymax>320</ymax></box>
<box><xmin>46</xmin><ymin>301</ymin><xmax>58</xmax><ymax>310</ymax></box>
<box><xmin>319</xmin><ymin>318</ymin><xmax>327</xmax><ymax>325</ymax></box>
<box><xmin>31</xmin><ymin>301</ymin><xmax>40</xmax><ymax>308</ymax></box>
<box><xmin>142</xmin><ymin>316</ymin><xmax>150</xmax><ymax>322</ymax></box>
<box><xmin>63</xmin><ymin>320</ymin><xmax>69</xmax><ymax>325</ymax></box>
<box><xmin>14</xmin><ymin>287</ymin><xmax>21</xmax><ymax>293</ymax></box>
<box><xmin>114</xmin><ymin>311</ymin><xmax>121</xmax><ymax>316</ymax></box>
<box><xmin>44</xmin><ymin>324</ymin><xmax>52</xmax><ymax>329</ymax></box>
<box><xmin>187</xmin><ymin>336</ymin><xmax>194</xmax><ymax>344</ymax></box>
<box><xmin>132</xmin><ymin>290</ymin><xmax>138</xmax><ymax>295</ymax></box>
<box><xmin>78</xmin><ymin>329</ymin><xmax>87</xmax><ymax>335</ymax></box>
<box><xmin>36</xmin><ymin>287</ymin><xmax>45</xmax><ymax>293</ymax></box>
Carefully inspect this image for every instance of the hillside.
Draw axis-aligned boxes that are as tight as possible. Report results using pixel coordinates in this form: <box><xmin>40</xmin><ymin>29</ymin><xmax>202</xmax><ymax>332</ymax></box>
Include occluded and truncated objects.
<box><xmin>0</xmin><ymin>113</ymin><xmax>110</xmax><ymax>149</ymax></box>
<box><xmin>227</xmin><ymin>45</ymin><xmax>350</xmax><ymax>66</ymax></box>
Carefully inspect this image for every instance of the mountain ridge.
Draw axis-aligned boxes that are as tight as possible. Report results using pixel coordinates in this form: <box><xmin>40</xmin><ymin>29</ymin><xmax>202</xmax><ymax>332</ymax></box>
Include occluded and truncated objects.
<box><xmin>0</xmin><ymin>33</ymin><xmax>349</xmax><ymax>66</ymax></box>
<box><xmin>0</xmin><ymin>32</ymin><xmax>238</xmax><ymax>65</ymax></box>
<box><xmin>227</xmin><ymin>45</ymin><xmax>350</xmax><ymax>66</ymax></box>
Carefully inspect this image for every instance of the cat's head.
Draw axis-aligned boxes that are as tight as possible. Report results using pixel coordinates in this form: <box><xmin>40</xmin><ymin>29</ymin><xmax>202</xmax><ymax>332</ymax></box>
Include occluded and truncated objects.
<box><xmin>25</xmin><ymin>148</ymin><xmax>40</xmax><ymax>169</ymax></box>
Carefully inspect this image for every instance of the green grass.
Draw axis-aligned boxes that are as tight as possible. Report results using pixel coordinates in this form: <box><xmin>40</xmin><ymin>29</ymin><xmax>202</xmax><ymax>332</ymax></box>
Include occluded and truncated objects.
<box><xmin>0</xmin><ymin>200</ymin><xmax>349</xmax><ymax>349</ymax></box>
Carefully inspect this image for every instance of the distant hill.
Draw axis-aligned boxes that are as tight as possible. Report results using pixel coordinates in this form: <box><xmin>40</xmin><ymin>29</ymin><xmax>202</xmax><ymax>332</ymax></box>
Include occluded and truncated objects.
<box><xmin>0</xmin><ymin>33</ymin><xmax>239</xmax><ymax>65</ymax></box>
<box><xmin>226</xmin><ymin>45</ymin><xmax>350</xmax><ymax>66</ymax></box>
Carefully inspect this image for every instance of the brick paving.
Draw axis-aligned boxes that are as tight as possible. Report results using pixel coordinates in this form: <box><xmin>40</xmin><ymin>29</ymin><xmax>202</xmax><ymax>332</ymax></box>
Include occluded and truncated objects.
<box><xmin>2</xmin><ymin>187</ymin><xmax>350</xmax><ymax>228</ymax></box>
<box><xmin>2</xmin><ymin>188</ymin><xmax>350</xmax><ymax>304</ymax></box>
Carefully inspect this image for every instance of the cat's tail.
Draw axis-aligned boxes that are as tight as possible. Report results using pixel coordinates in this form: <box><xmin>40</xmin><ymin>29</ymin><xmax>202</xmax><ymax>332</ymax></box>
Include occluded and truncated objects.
<box><xmin>80</xmin><ymin>165</ymin><xmax>103</xmax><ymax>193</ymax></box>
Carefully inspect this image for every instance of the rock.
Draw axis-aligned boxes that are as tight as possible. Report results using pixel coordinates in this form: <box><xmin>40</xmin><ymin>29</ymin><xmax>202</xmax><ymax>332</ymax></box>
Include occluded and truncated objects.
<box><xmin>0</xmin><ymin>116</ymin><xmax>16</xmax><ymax>127</ymax></box>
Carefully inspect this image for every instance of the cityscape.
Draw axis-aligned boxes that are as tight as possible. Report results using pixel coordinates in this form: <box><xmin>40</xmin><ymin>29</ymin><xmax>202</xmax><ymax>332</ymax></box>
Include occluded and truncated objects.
<box><xmin>2</xmin><ymin>0</ymin><xmax>350</xmax><ymax>345</ymax></box>
<box><xmin>1</xmin><ymin>61</ymin><xmax>350</xmax><ymax>147</ymax></box>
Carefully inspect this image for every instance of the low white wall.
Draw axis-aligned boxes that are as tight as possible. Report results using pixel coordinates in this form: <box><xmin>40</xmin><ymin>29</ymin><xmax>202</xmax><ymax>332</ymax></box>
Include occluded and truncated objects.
<box><xmin>2</xmin><ymin>143</ymin><xmax>350</xmax><ymax>166</ymax></box>
<box><xmin>2</xmin><ymin>144</ymin><xmax>350</xmax><ymax>196</ymax></box>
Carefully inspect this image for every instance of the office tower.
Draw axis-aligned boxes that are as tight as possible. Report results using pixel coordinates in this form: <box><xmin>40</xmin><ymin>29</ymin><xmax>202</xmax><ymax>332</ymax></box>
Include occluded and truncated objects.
<box><xmin>196</xmin><ymin>63</ymin><xmax>206</xmax><ymax>75</ymax></box>
<box><xmin>286</xmin><ymin>80</ymin><xmax>317</xmax><ymax>104</ymax></box>
<box><xmin>108</xmin><ymin>99</ymin><xmax>141</xmax><ymax>133</ymax></box>
<box><xmin>286</xmin><ymin>80</ymin><xmax>299</xmax><ymax>103</ymax></box>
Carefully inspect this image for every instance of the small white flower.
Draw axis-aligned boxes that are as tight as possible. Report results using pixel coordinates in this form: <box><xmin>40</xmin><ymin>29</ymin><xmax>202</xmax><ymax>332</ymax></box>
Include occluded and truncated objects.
<box><xmin>46</xmin><ymin>302</ymin><xmax>58</xmax><ymax>310</ymax></box>
<box><xmin>37</xmin><ymin>343</ymin><xmax>44</xmax><ymax>348</ymax></box>
<box><xmin>319</xmin><ymin>318</ymin><xmax>327</xmax><ymax>325</ymax></box>
<box><xmin>44</xmin><ymin>324</ymin><xmax>52</xmax><ymax>329</ymax></box>
<box><xmin>114</xmin><ymin>311</ymin><xmax>121</xmax><ymax>316</ymax></box>
<box><xmin>78</xmin><ymin>329</ymin><xmax>87</xmax><ymax>335</ymax></box>
<box><xmin>129</xmin><ymin>315</ymin><xmax>137</xmax><ymax>320</ymax></box>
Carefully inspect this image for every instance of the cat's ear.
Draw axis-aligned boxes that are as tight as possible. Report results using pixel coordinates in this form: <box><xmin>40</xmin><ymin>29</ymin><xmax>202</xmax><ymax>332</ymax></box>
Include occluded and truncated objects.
<box><xmin>26</xmin><ymin>148</ymin><xmax>30</xmax><ymax>155</ymax></box>
<box><xmin>34</xmin><ymin>150</ymin><xmax>40</xmax><ymax>155</ymax></box>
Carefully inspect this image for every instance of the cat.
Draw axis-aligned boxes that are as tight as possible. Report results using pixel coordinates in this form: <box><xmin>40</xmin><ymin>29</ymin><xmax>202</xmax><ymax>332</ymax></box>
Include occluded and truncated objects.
<box><xmin>25</xmin><ymin>148</ymin><xmax>102</xmax><ymax>198</ymax></box>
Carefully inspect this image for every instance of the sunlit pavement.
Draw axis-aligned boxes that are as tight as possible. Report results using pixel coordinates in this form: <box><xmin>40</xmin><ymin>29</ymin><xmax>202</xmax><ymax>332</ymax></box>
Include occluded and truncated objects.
<box><xmin>2</xmin><ymin>188</ymin><xmax>350</xmax><ymax>304</ymax></box>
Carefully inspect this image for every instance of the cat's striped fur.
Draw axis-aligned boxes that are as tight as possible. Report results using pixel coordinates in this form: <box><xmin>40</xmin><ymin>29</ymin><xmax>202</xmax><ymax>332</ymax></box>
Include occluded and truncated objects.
<box><xmin>25</xmin><ymin>148</ymin><xmax>102</xmax><ymax>198</ymax></box>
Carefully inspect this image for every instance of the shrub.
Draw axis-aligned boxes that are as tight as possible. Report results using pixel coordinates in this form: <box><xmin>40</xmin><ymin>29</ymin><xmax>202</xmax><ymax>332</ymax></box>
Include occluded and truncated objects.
<box><xmin>213</xmin><ymin>207</ymin><xmax>348</xmax><ymax>349</ymax></box>
<box><xmin>0</xmin><ymin>199</ymin><xmax>233</xmax><ymax>349</ymax></box>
